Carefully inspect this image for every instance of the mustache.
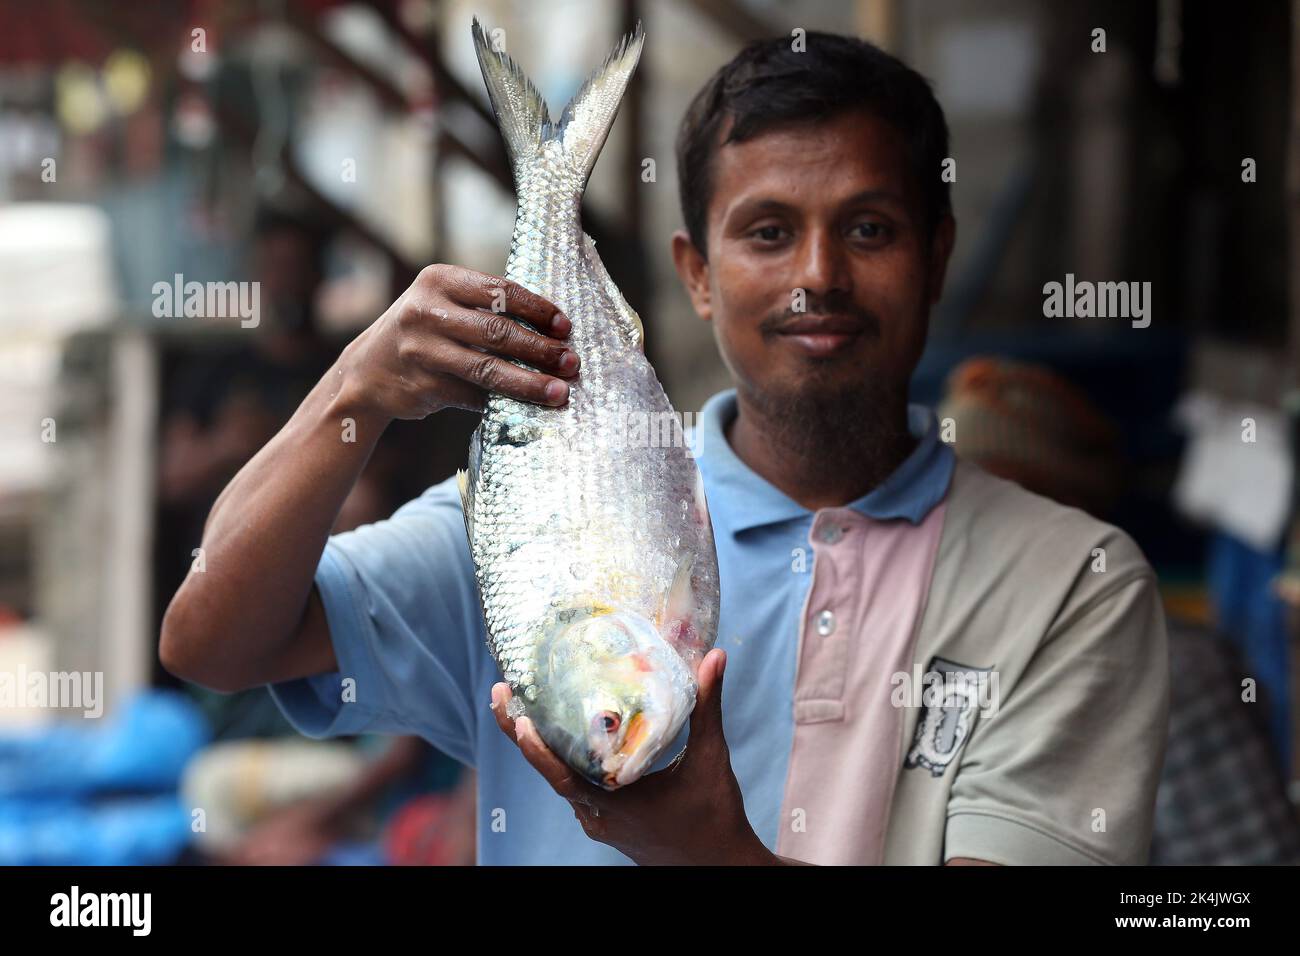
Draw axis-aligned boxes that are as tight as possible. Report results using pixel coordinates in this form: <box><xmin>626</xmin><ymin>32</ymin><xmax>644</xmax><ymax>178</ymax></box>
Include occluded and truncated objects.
<box><xmin>758</xmin><ymin>293</ymin><xmax>881</xmax><ymax>336</ymax></box>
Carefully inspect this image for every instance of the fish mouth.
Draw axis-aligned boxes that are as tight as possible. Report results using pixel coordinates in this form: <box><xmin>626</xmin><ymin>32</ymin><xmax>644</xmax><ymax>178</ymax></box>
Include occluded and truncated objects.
<box><xmin>601</xmin><ymin>711</ymin><xmax>655</xmax><ymax>788</ymax></box>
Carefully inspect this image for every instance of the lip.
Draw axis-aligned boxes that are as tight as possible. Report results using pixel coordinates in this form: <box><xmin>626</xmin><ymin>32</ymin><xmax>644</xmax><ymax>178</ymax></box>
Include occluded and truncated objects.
<box><xmin>778</xmin><ymin>330</ymin><xmax>862</xmax><ymax>357</ymax></box>
<box><xmin>778</xmin><ymin>315</ymin><xmax>866</xmax><ymax>335</ymax></box>
<box><xmin>775</xmin><ymin>315</ymin><xmax>867</xmax><ymax>357</ymax></box>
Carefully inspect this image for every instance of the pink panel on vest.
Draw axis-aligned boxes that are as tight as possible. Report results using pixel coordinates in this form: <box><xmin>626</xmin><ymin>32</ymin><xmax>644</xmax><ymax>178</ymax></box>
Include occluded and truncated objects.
<box><xmin>776</xmin><ymin>501</ymin><xmax>948</xmax><ymax>864</ymax></box>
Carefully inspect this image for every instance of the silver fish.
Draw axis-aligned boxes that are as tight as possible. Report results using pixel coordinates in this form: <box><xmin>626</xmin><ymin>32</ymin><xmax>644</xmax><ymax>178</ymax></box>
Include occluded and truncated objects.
<box><xmin>458</xmin><ymin>17</ymin><xmax>720</xmax><ymax>790</ymax></box>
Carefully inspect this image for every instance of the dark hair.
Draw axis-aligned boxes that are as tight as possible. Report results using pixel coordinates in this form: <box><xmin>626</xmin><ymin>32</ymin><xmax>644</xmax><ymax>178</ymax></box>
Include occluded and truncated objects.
<box><xmin>675</xmin><ymin>31</ymin><xmax>951</xmax><ymax>256</ymax></box>
<box><xmin>252</xmin><ymin>205</ymin><xmax>331</xmax><ymax>275</ymax></box>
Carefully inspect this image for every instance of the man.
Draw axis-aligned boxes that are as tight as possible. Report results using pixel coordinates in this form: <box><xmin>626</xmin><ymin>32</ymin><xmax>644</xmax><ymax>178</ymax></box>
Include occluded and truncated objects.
<box><xmin>155</xmin><ymin>206</ymin><xmax>336</xmax><ymax>703</ymax></box>
<box><xmin>161</xmin><ymin>32</ymin><xmax>1169</xmax><ymax>865</ymax></box>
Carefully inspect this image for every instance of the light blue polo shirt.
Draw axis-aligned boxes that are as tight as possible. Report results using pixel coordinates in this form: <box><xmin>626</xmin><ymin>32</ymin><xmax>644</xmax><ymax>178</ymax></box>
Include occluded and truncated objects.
<box><xmin>268</xmin><ymin>388</ymin><xmax>954</xmax><ymax>864</ymax></box>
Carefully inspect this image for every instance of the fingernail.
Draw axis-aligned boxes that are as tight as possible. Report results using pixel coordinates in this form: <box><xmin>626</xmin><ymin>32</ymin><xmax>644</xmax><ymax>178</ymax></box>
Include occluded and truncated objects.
<box><xmin>514</xmin><ymin>717</ymin><xmax>529</xmax><ymax>741</ymax></box>
<box><xmin>553</xmin><ymin>313</ymin><xmax>571</xmax><ymax>335</ymax></box>
<box><xmin>558</xmin><ymin>351</ymin><xmax>579</xmax><ymax>373</ymax></box>
<box><xmin>545</xmin><ymin>380</ymin><xmax>569</xmax><ymax>403</ymax></box>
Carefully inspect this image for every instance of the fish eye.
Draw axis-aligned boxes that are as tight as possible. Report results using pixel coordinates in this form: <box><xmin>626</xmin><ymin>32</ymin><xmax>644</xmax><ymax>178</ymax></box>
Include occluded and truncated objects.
<box><xmin>594</xmin><ymin>710</ymin><xmax>620</xmax><ymax>735</ymax></box>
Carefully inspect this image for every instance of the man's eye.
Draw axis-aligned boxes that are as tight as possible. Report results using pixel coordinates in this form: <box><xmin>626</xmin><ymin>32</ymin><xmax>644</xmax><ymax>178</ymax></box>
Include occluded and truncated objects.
<box><xmin>849</xmin><ymin>221</ymin><xmax>886</xmax><ymax>240</ymax></box>
<box><xmin>750</xmin><ymin>225</ymin><xmax>787</xmax><ymax>242</ymax></box>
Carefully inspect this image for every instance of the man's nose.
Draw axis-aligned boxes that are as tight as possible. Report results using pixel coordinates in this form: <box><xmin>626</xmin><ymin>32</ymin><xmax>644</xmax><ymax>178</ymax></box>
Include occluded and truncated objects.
<box><xmin>791</xmin><ymin>226</ymin><xmax>852</xmax><ymax>301</ymax></box>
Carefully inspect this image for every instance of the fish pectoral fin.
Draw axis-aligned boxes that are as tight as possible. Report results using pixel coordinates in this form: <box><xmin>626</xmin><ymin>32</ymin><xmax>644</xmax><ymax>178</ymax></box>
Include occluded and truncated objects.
<box><xmin>556</xmin><ymin>22</ymin><xmax>645</xmax><ymax>184</ymax></box>
<box><xmin>582</xmin><ymin>232</ymin><xmax>644</xmax><ymax>352</ymax></box>
<box><xmin>657</xmin><ymin>474</ymin><xmax>715</xmax><ymax>652</ymax></box>
<box><xmin>456</xmin><ymin>468</ymin><xmax>474</xmax><ymax>541</ymax></box>
<box><xmin>457</xmin><ymin>427</ymin><xmax>483</xmax><ymax>540</ymax></box>
<box><xmin>656</xmin><ymin>553</ymin><xmax>703</xmax><ymax>651</ymax></box>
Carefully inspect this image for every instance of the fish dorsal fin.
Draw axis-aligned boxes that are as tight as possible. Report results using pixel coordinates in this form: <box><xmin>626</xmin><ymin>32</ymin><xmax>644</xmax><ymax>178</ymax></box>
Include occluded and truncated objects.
<box><xmin>471</xmin><ymin>17</ymin><xmax>554</xmax><ymax>176</ymax></box>
<box><xmin>581</xmin><ymin>232</ymin><xmax>644</xmax><ymax>352</ymax></box>
<box><xmin>556</xmin><ymin>21</ymin><xmax>644</xmax><ymax>184</ymax></box>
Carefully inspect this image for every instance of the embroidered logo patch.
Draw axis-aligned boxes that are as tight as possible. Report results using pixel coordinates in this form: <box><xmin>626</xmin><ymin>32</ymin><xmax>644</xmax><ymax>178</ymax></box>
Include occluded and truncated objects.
<box><xmin>903</xmin><ymin>656</ymin><xmax>994</xmax><ymax>777</ymax></box>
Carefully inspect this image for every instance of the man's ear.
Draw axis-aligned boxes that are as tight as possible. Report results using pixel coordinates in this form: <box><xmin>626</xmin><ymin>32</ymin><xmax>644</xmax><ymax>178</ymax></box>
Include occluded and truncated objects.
<box><xmin>926</xmin><ymin>214</ymin><xmax>956</xmax><ymax>305</ymax></box>
<box><xmin>671</xmin><ymin>230</ymin><xmax>712</xmax><ymax>322</ymax></box>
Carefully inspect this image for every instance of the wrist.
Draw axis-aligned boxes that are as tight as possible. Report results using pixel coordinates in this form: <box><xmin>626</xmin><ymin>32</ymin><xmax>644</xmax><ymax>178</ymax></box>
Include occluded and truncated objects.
<box><xmin>321</xmin><ymin>347</ymin><xmax>390</xmax><ymax>437</ymax></box>
<box><xmin>737</xmin><ymin>838</ymin><xmax>780</xmax><ymax>866</ymax></box>
<box><xmin>712</xmin><ymin>823</ymin><xmax>777</xmax><ymax>866</ymax></box>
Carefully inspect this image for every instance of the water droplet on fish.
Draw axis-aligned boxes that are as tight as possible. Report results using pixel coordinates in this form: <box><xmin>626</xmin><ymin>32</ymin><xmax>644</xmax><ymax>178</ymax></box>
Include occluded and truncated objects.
<box><xmin>506</xmin><ymin>696</ymin><xmax>526</xmax><ymax>718</ymax></box>
<box><xmin>524</xmin><ymin>685</ymin><xmax>539</xmax><ymax>702</ymax></box>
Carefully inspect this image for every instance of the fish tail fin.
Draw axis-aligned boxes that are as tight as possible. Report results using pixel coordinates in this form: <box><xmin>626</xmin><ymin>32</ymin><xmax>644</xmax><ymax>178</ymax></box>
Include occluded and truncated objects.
<box><xmin>472</xmin><ymin>17</ymin><xmax>554</xmax><ymax>176</ymax></box>
<box><xmin>556</xmin><ymin>21</ymin><xmax>644</xmax><ymax>183</ymax></box>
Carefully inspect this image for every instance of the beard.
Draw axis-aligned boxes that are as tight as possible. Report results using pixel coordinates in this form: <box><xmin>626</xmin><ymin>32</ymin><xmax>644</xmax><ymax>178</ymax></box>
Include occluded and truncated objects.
<box><xmin>737</xmin><ymin>364</ymin><xmax>912</xmax><ymax>482</ymax></box>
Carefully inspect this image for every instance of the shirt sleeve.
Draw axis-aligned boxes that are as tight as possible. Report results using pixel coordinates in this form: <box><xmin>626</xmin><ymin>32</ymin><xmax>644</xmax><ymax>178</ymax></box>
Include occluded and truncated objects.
<box><xmin>944</xmin><ymin>540</ymin><xmax>1171</xmax><ymax>865</ymax></box>
<box><xmin>266</xmin><ymin>478</ymin><xmax>485</xmax><ymax>768</ymax></box>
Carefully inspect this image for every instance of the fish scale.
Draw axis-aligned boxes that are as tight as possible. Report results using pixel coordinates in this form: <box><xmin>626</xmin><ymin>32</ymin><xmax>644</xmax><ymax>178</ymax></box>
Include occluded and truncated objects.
<box><xmin>458</xmin><ymin>17</ymin><xmax>720</xmax><ymax>787</ymax></box>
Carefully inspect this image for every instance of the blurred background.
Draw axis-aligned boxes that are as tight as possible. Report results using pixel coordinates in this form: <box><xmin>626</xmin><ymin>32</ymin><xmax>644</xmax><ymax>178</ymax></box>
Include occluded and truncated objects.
<box><xmin>0</xmin><ymin>0</ymin><xmax>1297</xmax><ymax>865</ymax></box>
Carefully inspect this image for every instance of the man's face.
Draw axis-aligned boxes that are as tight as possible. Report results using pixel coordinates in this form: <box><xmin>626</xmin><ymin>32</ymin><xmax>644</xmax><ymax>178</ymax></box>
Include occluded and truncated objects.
<box><xmin>673</xmin><ymin>109</ymin><xmax>954</xmax><ymax>411</ymax></box>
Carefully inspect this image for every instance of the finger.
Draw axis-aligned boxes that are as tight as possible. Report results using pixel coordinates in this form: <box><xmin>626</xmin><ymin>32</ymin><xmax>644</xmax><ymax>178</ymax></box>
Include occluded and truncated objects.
<box><xmin>428</xmin><ymin>373</ymin><xmax>487</xmax><ymax>413</ymax></box>
<box><xmin>434</xmin><ymin>306</ymin><xmax>580</xmax><ymax>378</ymax></box>
<box><xmin>446</xmin><ymin>268</ymin><xmax>570</xmax><ymax>338</ymax></box>
<box><xmin>444</xmin><ymin>343</ymin><xmax>571</xmax><ymax>407</ymax></box>
<box><xmin>572</xmin><ymin>801</ymin><xmax>609</xmax><ymax>841</ymax></box>
<box><xmin>404</xmin><ymin>336</ymin><xmax>570</xmax><ymax>408</ymax></box>
<box><xmin>490</xmin><ymin>683</ymin><xmax>579</xmax><ymax>793</ymax></box>
<box><xmin>490</xmin><ymin>682</ymin><xmax>517</xmax><ymax>740</ymax></box>
<box><xmin>687</xmin><ymin>648</ymin><xmax>728</xmax><ymax>750</ymax></box>
<box><xmin>514</xmin><ymin>715</ymin><xmax>605</xmax><ymax>808</ymax></box>
<box><xmin>491</xmin><ymin>687</ymin><xmax>607</xmax><ymax>814</ymax></box>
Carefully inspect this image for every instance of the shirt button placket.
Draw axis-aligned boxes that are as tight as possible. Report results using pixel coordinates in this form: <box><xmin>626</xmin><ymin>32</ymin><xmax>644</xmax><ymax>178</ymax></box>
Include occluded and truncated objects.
<box><xmin>812</xmin><ymin>513</ymin><xmax>845</xmax><ymax>638</ymax></box>
<box><xmin>816</xmin><ymin>609</ymin><xmax>836</xmax><ymax>636</ymax></box>
<box><xmin>819</xmin><ymin>523</ymin><xmax>845</xmax><ymax>544</ymax></box>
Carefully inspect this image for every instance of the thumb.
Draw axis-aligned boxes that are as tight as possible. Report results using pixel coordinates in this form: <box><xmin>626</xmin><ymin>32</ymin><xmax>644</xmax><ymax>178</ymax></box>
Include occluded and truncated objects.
<box><xmin>687</xmin><ymin>648</ymin><xmax>727</xmax><ymax>750</ymax></box>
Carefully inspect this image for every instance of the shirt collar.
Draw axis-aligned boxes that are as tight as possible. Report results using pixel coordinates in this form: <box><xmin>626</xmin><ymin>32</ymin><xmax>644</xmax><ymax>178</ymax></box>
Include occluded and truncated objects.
<box><xmin>694</xmin><ymin>388</ymin><xmax>954</xmax><ymax>536</ymax></box>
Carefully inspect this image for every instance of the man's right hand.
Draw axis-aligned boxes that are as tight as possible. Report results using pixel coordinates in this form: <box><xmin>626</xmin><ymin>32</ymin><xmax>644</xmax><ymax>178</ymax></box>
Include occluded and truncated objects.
<box><xmin>163</xmin><ymin>264</ymin><xmax>578</xmax><ymax>691</ymax></box>
<box><xmin>337</xmin><ymin>264</ymin><xmax>580</xmax><ymax>422</ymax></box>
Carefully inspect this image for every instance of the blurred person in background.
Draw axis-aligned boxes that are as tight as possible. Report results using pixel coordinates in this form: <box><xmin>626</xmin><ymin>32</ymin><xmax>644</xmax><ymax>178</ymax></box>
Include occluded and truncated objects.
<box><xmin>157</xmin><ymin>206</ymin><xmax>337</xmax><ymax>517</ymax></box>
<box><xmin>938</xmin><ymin>357</ymin><xmax>1300</xmax><ymax>865</ymax></box>
<box><xmin>154</xmin><ymin>205</ymin><xmax>338</xmax><ymax>730</ymax></box>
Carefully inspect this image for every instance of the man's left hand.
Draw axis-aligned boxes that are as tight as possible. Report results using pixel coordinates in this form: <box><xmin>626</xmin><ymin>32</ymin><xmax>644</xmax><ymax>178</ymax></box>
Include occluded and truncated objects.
<box><xmin>490</xmin><ymin>648</ymin><xmax>775</xmax><ymax>865</ymax></box>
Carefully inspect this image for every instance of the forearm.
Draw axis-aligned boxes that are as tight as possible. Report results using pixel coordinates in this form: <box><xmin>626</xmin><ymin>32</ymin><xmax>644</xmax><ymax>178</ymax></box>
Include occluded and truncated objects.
<box><xmin>161</xmin><ymin>351</ymin><xmax>386</xmax><ymax>690</ymax></box>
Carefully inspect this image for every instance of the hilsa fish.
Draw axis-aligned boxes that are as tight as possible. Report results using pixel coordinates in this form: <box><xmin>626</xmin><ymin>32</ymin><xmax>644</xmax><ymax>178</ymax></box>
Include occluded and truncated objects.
<box><xmin>457</xmin><ymin>18</ymin><xmax>720</xmax><ymax>790</ymax></box>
